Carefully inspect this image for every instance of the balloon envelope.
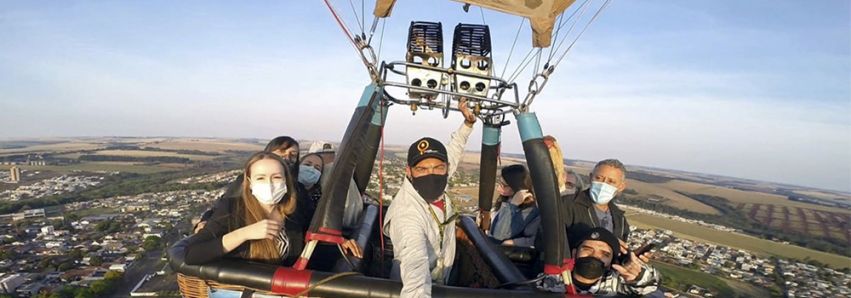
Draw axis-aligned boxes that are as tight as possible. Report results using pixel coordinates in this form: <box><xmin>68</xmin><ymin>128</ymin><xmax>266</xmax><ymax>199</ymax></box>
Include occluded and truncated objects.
<box><xmin>373</xmin><ymin>0</ymin><xmax>576</xmax><ymax>47</ymax></box>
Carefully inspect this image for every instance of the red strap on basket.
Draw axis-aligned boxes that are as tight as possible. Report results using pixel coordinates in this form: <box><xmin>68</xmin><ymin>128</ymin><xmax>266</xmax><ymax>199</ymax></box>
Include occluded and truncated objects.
<box><xmin>305</xmin><ymin>231</ymin><xmax>345</xmax><ymax>244</ymax></box>
<box><xmin>270</xmin><ymin>267</ymin><xmax>312</xmax><ymax>296</ymax></box>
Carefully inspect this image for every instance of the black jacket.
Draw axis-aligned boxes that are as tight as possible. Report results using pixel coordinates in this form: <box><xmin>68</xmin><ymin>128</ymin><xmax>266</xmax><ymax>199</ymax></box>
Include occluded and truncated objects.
<box><xmin>200</xmin><ymin>175</ymin><xmax>314</xmax><ymax>233</ymax></box>
<box><xmin>184</xmin><ymin>194</ymin><xmax>305</xmax><ymax>266</ymax></box>
<box><xmin>563</xmin><ymin>188</ymin><xmax>630</xmax><ymax>251</ymax></box>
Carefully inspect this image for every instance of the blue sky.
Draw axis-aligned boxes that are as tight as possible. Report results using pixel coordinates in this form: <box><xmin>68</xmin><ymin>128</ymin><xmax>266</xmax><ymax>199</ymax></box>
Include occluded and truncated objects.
<box><xmin>1</xmin><ymin>1</ymin><xmax>849</xmax><ymax>192</ymax></box>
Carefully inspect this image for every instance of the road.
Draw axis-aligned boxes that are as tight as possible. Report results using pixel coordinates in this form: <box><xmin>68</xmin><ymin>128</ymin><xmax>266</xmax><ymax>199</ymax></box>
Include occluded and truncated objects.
<box><xmin>112</xmin><ymin>250</ymin><xmax>164</xmax><ymax>297</ymax></box>
<box><xmin>113</xmin><ymin>228</ymin><xmax>181</xmax><ymax>297</ymax></box>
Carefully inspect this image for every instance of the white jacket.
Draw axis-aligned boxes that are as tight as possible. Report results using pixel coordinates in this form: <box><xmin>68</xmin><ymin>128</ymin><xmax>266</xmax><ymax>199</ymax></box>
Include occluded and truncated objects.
<box><xmin>384</xmin><ymin>123</ymin><xmax>473</xmax><ymax>298</ymax></box>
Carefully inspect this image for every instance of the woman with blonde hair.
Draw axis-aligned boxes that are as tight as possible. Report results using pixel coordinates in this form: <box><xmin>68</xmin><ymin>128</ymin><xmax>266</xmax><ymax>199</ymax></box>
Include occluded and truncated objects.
<box><xmin>184</xmin><ymin>151</ymin><xmax>304</xmax><ymax>265</ymax></box>
<box><xmin>544</xmin><ymin>135</ymin><xmax>584</xmax><ymax>195</ymax></box>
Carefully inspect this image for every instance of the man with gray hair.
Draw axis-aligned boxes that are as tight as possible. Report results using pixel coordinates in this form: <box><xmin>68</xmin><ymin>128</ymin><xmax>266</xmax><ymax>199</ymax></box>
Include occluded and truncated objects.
<box><xmin>563</xmin><ymin>159</ymin><xmax>631</xmax><ymax>252</ymax></box>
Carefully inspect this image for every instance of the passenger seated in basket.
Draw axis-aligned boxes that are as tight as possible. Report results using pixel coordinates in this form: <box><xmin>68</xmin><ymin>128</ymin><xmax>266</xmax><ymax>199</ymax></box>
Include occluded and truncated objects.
<box><xmin>569</xmin><ymin>227</ymin><xmax>660</xmax><ymax>296</ymax></box>
<box><xmin>193</xmin><ymin>136</ymin><xmax>300</xmax><ymax>233</ymax></box>
<box><xmin>184</xmin><ymin>152</ymin><xmax>360</xmax><ymax>265</ymax></box>
<box><xmin>488</xmin><ymin>164</ymin><xmax>540</xmax><ymax>247</ymax></box>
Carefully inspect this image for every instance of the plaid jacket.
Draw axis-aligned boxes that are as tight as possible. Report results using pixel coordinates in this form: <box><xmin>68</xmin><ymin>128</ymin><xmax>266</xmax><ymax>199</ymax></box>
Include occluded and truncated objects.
<box><xmin>575</xmin><ymin>263</ymin><xmax>661</xmax><ymax>296</ymax></box>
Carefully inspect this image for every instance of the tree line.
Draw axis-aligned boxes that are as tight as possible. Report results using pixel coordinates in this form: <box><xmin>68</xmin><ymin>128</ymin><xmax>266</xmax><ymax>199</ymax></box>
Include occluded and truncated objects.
<box><xmin>103</xmin><ymin>145</ymin><xmax>221</xmax><ymax>156</ymax></box>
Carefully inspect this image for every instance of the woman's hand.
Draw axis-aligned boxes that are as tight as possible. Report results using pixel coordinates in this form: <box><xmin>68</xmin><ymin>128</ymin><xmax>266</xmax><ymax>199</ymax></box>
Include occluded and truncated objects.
<box><xmin>221</xmin><ymin>219</ymin><xmax>281</xmax><ymax>254</ymax></box>
<box><xmin>239</xmin><ymin>219</ymin><xmax>281</xmax><ymax>241</ymax></box>
<box><xmin>193</xmin><ymin>221</ymin><xmax>207</xmax><ymax>234</ymax></box>
<box><xmin>477</xmin><ymin>210</ymin><xmax>491</xmax><ymax>233</ymax></box>
<box><xmin>341</xmin><ymin>239</ymin><xmax>363</xmax><ymax>258</ymax></box>
<box><xmin>510</xmin><ymin>189</ymin><xmax>533</xmax><ymax>205</ymax></box>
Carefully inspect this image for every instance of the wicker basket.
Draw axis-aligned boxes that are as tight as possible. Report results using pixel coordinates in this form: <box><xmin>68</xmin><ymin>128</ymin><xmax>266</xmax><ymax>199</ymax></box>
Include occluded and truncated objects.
<box><xmin>453</xmin><ymin>228</ymin><xmax>501</xmax><ymax>288</ymax></box>
<box><xmin>177</xmin><ymin>273</ymin><xmax>281</xmax><ymax>298</ymax></box>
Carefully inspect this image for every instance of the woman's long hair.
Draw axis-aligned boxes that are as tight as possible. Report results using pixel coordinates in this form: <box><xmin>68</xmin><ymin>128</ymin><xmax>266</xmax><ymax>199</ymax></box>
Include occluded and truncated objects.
<box><xmin>236</xmin><ymin>151</ymin><xmax>298</xmax><ymax>263</ymax></box>
<box><xmin>544</xmin><ymin>135</ymin><xmax>567</xmax><ymax>191</ymax></box>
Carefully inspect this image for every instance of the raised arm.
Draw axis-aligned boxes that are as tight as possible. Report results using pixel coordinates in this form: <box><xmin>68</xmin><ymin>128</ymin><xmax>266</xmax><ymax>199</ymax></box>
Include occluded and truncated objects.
<box><xmin>446</xmin><ymin>98</ymin><xmax>476</xmax><ymax>177</ymax></box>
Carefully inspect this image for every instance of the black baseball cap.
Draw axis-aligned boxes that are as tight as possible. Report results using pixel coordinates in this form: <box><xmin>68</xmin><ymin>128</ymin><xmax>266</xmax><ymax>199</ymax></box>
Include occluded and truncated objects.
<box><xmin>407</xmin><ymin>137</ymin><xmax>448</xmax><ymax>167</ymax></box>
<box><xmin>578</xmin><ymin>227</ymin><xmax>620</xmax><ymax>260</ymax></box>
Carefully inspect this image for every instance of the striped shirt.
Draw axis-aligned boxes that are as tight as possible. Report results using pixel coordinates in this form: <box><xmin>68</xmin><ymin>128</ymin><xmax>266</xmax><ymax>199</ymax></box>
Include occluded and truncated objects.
<box><xmin>276</xmin><ymin>223</ymin><xmax>290</xmax><ymax>259</ymax></box>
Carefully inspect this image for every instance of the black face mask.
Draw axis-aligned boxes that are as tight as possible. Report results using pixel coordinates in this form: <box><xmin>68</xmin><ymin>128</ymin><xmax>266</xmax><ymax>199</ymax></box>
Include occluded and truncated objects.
<box><xmin>574</xmin><ymin>256</ymin><xmax>606</xmax><ymax>281</ymax></box>
<box><xmin>410</xmin><ymin>174</ymin><xmax>448</xmax><ymax>203</ymax></box>
<box><xmin>573</xmin><ymin>277</ymin><xmax>596</xmax><ymax>290</ymax></box>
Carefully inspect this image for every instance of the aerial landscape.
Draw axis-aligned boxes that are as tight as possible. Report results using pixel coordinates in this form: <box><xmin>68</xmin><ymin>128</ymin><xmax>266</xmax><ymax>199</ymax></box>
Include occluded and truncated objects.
<box><xmin>1</xmin><ymin>1</ymin><xmax>849</xmax><ymax>298</ymax></box>
<box><xmin>0</xmin><ymin>137</ymin><xmax>848</xmax><ymax>297</ymax></box>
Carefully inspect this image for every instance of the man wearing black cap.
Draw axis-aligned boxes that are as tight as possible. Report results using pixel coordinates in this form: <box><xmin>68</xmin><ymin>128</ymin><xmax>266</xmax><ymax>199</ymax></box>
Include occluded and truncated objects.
<box><xmin>569</xmin><ymin>227</ymin><xmax>660</xmax><ymax>296</ymax></box>
<box><xmin>384</xmin><ymin>98</ymin><xmax>476</xmax><ymax>298</ymax></box>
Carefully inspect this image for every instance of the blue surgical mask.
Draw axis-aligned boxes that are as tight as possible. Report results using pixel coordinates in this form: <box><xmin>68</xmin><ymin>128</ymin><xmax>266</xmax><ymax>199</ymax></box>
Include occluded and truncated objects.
<box><xmin>589</xmin><ymin>181</ymin><xmax>618</xmax><ymax>205</ymax></box>
<box><xmin>298</xmin><ymin>165</ymin><xmax>321</xmax><ymax>189</ymax></box>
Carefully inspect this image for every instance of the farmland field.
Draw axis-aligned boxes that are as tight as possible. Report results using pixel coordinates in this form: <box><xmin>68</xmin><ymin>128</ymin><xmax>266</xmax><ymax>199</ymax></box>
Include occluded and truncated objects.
<box><xmin>652</xmin><ymin>261</ymin><xmax>735</xmax><ymax>297</ymax></box>
<box><xmin>92</xmin><ymin>149</ymin><xmax>216</xmax><ymax>160</ymax></box>
<box><xmin>739</xmin><ymin>202</ymin><xmax>849</xmax><ymax>245</ymax></box>
<box><xmin>567</xmin><ymin>165</ymin><xmax>720</xmax><ymax>215</ymax></box>
<box><xmin>660</xmin><ymin>180</ymin><xmax>851</xmax><ymax>215</ymax></box>
<box><xmin>653</xmin><ymin>261</ymin><xmax>774</xmax><ymax>297</ymax></box>
<box><xmin>140</xmin><ymin>138</ymin><xmax>263</xmax><ymax>153</ymax></box>
<box><xmin>0</xmin><ymin>163</ymin><xmax>182</xmax><ymax>174</ymax></box>
<box><xmin>0</xmin><ymin>141</ymin><xmax>103</xmax><ymax>155</ymax></box>
<box><xmin>626</xmin><ymin>180</ymin><xmax>719</xmax><ymax>214</ymax></box>
<box><xmin>627</xmin><ymin>213</ymin><xmax>851</xmax><ymax>269</ymax></box>
<box><xmin>794</xmin><ymin>190</ymin><xmax>850</xmax><ymax>204</ymax></box>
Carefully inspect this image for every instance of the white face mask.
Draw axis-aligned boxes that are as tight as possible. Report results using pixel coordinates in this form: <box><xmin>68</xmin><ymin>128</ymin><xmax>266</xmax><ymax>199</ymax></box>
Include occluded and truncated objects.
<box><xmin>251</xmin><ymin>181</ymin><xmax>288</xmax><ymax>205</ymax></box>
<box><xmin>298</xmin><ymin>165</ymin><xmax>321</xmax><ymax>189</ymax></box>
<box><xmin>589</xmin><ymin>181</ymin><xmax>618</xmax><ymax>205</ymax></box>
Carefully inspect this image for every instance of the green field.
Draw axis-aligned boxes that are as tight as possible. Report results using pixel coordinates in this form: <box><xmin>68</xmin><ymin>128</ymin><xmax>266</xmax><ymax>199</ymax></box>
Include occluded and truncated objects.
<box><xmin>66</xmin><ymin>207</ymin><xmax>117</xmax><ymax>218</ymax></box>
<box><xmin>724</xmin><ymin>278</ymin><xmax>774</xmax><ymax>298</ymax></box>
<box><xmin>628</xmin><ymin>213</ymin><xmax>851</xmax><ymax>269</ymax></box>
<box><xmin>653</xmin><ymin>261</ymin><xmax>735</xmax><ymax>297</ymax></box>
<box><xmin>1</xmin><ymin>163</ymin><xmax>181</xmax><ymax>174</ymax></box>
